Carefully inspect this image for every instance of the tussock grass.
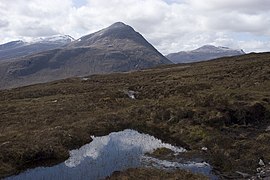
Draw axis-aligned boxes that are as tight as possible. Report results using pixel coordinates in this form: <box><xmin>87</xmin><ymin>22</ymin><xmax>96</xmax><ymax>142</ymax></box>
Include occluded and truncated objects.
<box><xmin>0</xmin><ymin>52</ymin><xmax>270</xmax><ymax>178</ymax></box>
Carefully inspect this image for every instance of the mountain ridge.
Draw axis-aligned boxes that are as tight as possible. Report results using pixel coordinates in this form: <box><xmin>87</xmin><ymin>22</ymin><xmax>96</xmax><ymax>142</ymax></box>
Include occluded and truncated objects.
<box><xmin>0</xmin><ymin>35</ymin><xmax>74</xmax><ymax>60</ymax></box>
<box><xmin>0</xmin><ymin>22</ymin><xmax>171</xmax><ymax>89</ymax></box>
<box><xmin>166</xmin><ymin>45</ymin><xmax>245</xmax><ymax>63</ymax></box>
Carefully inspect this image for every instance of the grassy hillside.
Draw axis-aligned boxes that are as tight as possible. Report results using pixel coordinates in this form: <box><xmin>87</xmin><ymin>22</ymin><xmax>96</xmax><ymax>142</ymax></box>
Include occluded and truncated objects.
<box><xmin>0</xmin><ymin>52</ymin><xmax>270</xmax><ymax>179</ymax></box>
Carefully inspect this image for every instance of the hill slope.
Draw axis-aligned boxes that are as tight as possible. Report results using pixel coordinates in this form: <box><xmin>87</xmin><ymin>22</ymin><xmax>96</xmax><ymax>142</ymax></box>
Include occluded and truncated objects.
<box><xmin>0</xmin><ymin>52</ymin><xmax>269</xmax><ymax>179</ymax></box>
<box><xmin>166</xmin><ymin>45</ymin><xmax>245</xmax><ymax>63</ymax></box>
<box><xmin>0</xmin><ymin>22</ymin><xmax>171</xmax><ymax>89</ymax></box>
<box><xmin>0</xmin><ymin>35</ymin><xmax>74</xmax><ymax>60</ymax></box>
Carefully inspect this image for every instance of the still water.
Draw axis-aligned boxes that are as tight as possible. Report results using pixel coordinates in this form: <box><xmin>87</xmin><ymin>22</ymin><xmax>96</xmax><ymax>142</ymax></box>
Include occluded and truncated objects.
<box><xmin>6</xmin><ymin>129</ymin><xmax>216</xmax><ymax>180</ymax></box>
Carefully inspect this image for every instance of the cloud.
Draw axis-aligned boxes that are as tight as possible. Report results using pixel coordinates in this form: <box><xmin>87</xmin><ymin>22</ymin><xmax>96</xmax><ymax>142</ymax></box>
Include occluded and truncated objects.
<box><xmin>0</xmin><ymin>0</ymin><xmax>269</xmax><ymax>54</ymax></box>
<box><xmin>189</xmin><ymin>0</ymin><xmax>270</xmax><ymax>35</ymax></box>
<box><xmin>190</xmin><ymin>0</ymin><xmax>270</xmax><ymax>14</ymax></box>
<box><xmin>0</xmin><ymin>20</ymin><xmax>9</xmax><ymax>28</ymax></box>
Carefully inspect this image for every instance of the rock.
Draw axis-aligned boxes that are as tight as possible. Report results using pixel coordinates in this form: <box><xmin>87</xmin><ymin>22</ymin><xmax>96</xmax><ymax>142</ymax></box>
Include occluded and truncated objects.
<box><xmin>201</xmin><ymin>147</ymin><xmax>208</xmax><ymax>151</ymax></box>
<box><xmin>81</xmin><ymin>78</ymin><xmax>89</xmax><ymax>81</ymax></box>
<box><xmin>124</xmin><ymin>90</ymin><xmax>137</xmax><ymax>99</ymax></box>
<box><xmin>259</xmin><ymin>159</ymin><xmax>265</xmax><ymax>166</ymax></box>
<box><xmin>128</xmin><ymin>91</ymin><xmax>136</xmax><ymax>99</ymax></box>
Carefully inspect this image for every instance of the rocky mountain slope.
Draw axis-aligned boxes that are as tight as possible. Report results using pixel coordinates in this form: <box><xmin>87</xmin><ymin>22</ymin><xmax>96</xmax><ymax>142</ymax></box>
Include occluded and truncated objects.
<box><xmin>166</xmin><ymin>45</ymin><xmax>245</xmax><ymax>63</ymax></box>
<box><xmin>0</xmin><ymin>22</ymin><xmax>171</xmax><ymax>89</ymax></box>
<box><xmin>0</xmin><ymin>35</ymin><xmax>74</xmax><ymax>60</ymax></box>
<box><xmin>0</xmin><ymin>52</ymin><xmax>269</xmax><ymax>179</ymax></box>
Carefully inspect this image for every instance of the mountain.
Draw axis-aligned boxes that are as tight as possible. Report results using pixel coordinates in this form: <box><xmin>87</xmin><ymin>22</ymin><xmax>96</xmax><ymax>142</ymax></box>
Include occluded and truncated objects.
<box><xmin>67</xmin><ymin>22</ymin><xmax>157</xmax><ymax>49</ymax></box>
<box><xmin>0</xmin><ymin>35</ymin><xmax>74</xmax><ymax>60</ymax></box>
<box><xmin>0</xmin><ymin>22</ymin><xmax>171</xmax><ymax>89</ymax></box>
<box><xmin>166</xmin><ymin>45</ymin><xmax>245</xmax><ymax>63</ymax></box>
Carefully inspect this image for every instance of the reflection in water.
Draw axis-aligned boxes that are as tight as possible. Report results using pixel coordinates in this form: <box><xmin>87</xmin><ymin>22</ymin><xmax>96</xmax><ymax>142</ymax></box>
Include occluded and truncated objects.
<box><xmin>141</xmin><ymin>156</ymin><xmax>218</xmax><ymax>180</ymax></box>
<box><xmin>6</xmin><ymin>129</ymin><xmax>215</xmax><ymax>180</ymax></box>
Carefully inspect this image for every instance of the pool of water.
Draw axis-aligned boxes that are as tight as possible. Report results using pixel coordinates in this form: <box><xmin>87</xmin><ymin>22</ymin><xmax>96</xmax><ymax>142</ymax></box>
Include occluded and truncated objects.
<box><xmin>6</xmin><ymin>129</ymin><xmax>217</xmax><ymax>180</ymax></box>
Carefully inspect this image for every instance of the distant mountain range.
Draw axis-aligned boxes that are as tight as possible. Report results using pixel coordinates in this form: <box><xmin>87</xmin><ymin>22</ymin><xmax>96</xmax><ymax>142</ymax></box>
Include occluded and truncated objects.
<box><xmin>0</xmin><ymin>35</ymin><xmax>74</xmax><ymax>60</ymax></box>
<box><xmin>0</xmin><ymin>22</ymin><xmax>171</xmax><ymax>89</ymax></box>
<box><xmin>166</xmin><ymin>45</ymin><xmax>245</xmax><ymax>63</ymax></box>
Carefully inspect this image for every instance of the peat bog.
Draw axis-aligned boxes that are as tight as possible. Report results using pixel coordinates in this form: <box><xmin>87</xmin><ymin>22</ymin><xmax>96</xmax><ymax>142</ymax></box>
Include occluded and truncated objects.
<box><xmin>0</xmin><ymin>52</ymin><xmax>270</xmax><ymax>179</ymax></box>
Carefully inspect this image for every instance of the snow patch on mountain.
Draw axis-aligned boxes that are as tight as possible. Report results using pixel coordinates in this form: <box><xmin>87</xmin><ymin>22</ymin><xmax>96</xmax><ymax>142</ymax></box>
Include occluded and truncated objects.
<box><xmin>193</xmin><ymin>45</ymin><xmax>244</xmax><ymax>53</ymax></box>
<box><xmin>28</xmin><ymin>35</ymin><xmax>75</xmax><ymax>44</ymax></box>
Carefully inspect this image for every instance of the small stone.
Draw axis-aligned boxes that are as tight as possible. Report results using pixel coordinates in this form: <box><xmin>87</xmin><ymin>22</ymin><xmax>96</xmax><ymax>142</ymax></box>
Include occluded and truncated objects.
<box><xmin>124</xmin><ymin>90</ymin><xmax>137</xmax><ymax>99</ymax></box>
<box><xmin>259</xmin><ymin>159</ymin><xmax>265</xmax><ymax>166</ymax></box>
<box><xmin>82</xmin><ymin>78</ymin><xmax>89</xmax><ymax>81</ymax></box>
<box><xmin>128</xmin><ymin>91</ymin><xmax>135</xmax><ymax>99</ymax></box>
<box><xmin>201</xmin><ymin>147</ymin><xmax>208</xmax><ymax>151</ymax></box>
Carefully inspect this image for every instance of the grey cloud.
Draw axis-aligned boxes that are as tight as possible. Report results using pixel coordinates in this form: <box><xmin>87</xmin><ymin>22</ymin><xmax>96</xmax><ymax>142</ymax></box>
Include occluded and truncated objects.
<box><xmin>0</xmin><ymin>0</ymin><xmax>269</xmax><ymax>54</ymax></box>
<box><xmin>205</xmin><ymin>13</ymin><xmax>269</xmax><ymax>34</ymax></box>
<box><xmin>16</xmin><ymin>24</ymin><xmax>58</xmax><ymax>37</ymax></box>
<box><xmin>0</xmin><ymin>20</ymin><xmax>9</xmax><ymax>28</ymax></box>
<box><xmin>190</xmin><ymin>0</ymin><xmax>270</xmax><ymax>14</ymax></box>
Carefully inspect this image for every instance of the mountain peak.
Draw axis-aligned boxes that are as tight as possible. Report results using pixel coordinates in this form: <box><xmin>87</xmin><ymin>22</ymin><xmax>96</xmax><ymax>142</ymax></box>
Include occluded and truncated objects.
<box><xmin>194</xmin><ymin>45</ymin><xmax>220</xmax><ymax>52</ymax></box>
<box><xmin>69</xmin><ymin>22</ymin><xmax>151</xmax><ymax>49</ymax></box>
<box><xmin>0</xmin><ymin>22</ymin><xmax>171</xmax><ymax>89</ymax></box>
<box><xmin>109</xmin><ymin>22</ymin><xmax>127</xmax><ymax>28</ymax></box>
<box><xmin>102</xmin><ymin>22</ymin><xmax>134</xmax><ymax>35</ymax></box>
<box><xmin>166</xmin><ymin>45</ymin><xmax>245</xmax><ymax>64</ymax></box>
<box><xmin>193</xmin><ymin>45</ymin><xmax>244</xmax><ymax>53</ymax></box>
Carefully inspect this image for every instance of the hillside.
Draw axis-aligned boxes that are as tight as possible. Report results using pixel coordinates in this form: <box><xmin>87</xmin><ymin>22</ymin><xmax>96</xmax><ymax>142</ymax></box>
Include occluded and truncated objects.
<box><xmin>0</xmin><ymin>52</ymin><xmax>269</xmax><ymax>179</ymax></box>
<box><xmin>0</xmin><ymin>35</ymin><xmax>74</xmax><ymax>60</ymax></box>
<box><xmin>166</xmin><ymin>45</ymin><xmax>245</xmax><ymax>63</ymax></box>
<box><xmin>0</xmin><ymin>22</ymin><xmax>171</xmax><ymax>89</ymax></box>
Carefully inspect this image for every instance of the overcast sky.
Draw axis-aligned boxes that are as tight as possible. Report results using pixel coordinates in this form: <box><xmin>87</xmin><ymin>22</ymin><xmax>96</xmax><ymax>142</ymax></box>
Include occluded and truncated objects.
<box><xmin>0</xmin><ymin>0</ymin><xmax>270</xmax><ymax>54</ymax></box>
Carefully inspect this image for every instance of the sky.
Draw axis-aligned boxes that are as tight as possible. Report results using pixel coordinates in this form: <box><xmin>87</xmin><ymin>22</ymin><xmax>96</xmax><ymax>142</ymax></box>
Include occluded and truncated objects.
<box><xmin>0</xmin><ymin>0</ymin><xmax>270</xmax><ymax>54</ymax></box>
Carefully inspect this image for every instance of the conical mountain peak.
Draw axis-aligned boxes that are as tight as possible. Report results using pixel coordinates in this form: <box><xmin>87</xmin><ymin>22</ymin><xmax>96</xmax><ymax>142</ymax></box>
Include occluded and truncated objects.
<box><xmin>68</xmin><ymin>22</ymin><xmax>151</xmax><ymax>49</ymax></box>
<box><xmin>108</xmin><ymin>22</ymin><xmax>128</xmax><ymax>28</ymax></box>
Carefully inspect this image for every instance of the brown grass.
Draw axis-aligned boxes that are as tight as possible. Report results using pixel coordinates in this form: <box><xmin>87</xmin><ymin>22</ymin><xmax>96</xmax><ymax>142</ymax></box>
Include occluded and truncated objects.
<box><xmin>0</xmin><ymin>52</ymin><xmax>270</xmax><ymax>178</ymax></box>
